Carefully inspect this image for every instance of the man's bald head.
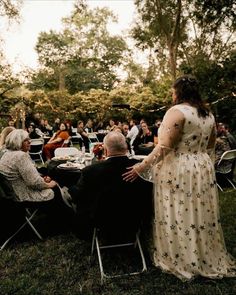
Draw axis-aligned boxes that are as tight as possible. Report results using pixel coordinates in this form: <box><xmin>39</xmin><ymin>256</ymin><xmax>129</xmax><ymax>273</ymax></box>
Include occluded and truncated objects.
<box><xmin>103</xmin><ymin>131</ymin><xmax>128</xmax><ymax>157</ymax></box>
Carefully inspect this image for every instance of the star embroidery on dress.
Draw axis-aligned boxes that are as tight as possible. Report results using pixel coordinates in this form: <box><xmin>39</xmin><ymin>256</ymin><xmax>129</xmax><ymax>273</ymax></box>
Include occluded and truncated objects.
<box><xmin>170</xmin><ymin>224</ymin><xmax>176</xmax><ymax>230</ymax></box>
<box><xmin>199</xmin><ymin>225</ymin><xmax>205</xmax><ymax>230</ymax></box>
<box><xmin>184</xmin><ymin>140</ymin><xmax>191</xmax><ymax>146</ymax></box>
<box><xmin>176</xmin><ymin>184</ymin><xmax>180</xmax><ymax>189</ymax></box>
<box><xmin>190</xmin><ymin>224</ymin><xmax>196</xmax><ymax>229</ymax></box>
<box><xmin>185</xmin><ymin>230</ymin><xmax>190</xmax><ymax>235</ymax></box>
<box><xmin>167</xmin><ymin>179</ymin><xmax>172</xmax><ymax>185</ymax></box>
<box><xmin>186</xmin><ymin>192</ymin><xmax>191</xmax><ymax>197</ymax></box>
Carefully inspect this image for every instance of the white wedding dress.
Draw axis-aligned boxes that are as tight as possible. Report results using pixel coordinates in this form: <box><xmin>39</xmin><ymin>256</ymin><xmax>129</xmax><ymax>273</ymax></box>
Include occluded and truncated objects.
<box><xmin>137</xmin><ymin>104</ymin><xmax>236</xmax><ymax>281</ymax></box>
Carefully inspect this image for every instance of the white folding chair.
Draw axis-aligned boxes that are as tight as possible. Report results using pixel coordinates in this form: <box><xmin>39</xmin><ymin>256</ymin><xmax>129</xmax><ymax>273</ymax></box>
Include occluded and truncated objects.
<box><xmin>88</xmin><ymin>133</ymin><xmax>99</xmax><ymax>143</ymax></box>
<box><xmin>216</xmin><ymin>149</ymin><xmax>236</xmax><ymax>191</ymax></box>
<box><xmin>61</xmin><ymin>137</ymin><xmax>72</xmax><ymax>147</ymax></box>
<box><xmin>29</xmin><ymin>138</ymin><xmax>45</xmax><ymax>164</ymax></box>
<box><xmin>0</xmin><ymin>208</ymin><xmax>43</xmax><ymax>250</ymax></box>
<box><xmin>54</xmin><ymin>147</ymin><xmax>80</xmax><ymax>158</ymax></box>
<box><xmin>89</xmin><ymin>180</ymin><xmax>148</xmax><ymax>284</ymax></box>
<box><xmin>71</xmin><ymin>128</ymin><xmax>83</xmax><ymax>144</ymax></box>
<box><xmin>0</xmin><ymin>173</ymin><xmax>43</xmax><ymax>250</ymax></box>
<box><xmin>90</xmin><ymin>228</ymin><xmax>147</xmax><ymax>285</ymax></box>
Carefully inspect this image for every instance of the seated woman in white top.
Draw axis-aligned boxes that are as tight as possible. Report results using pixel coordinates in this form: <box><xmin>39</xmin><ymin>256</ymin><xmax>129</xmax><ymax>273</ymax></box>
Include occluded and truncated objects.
<box><xmin>0</xmin><ymin>129</ymin><xmax>71</xmax><ymax>213</ymax></box>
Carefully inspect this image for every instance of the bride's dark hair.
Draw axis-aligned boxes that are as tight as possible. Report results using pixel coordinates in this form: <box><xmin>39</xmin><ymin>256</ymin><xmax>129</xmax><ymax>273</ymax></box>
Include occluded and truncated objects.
<box><xmin>173</xmin><ymin>75</ymin><xmax>210</xmax><ymax>118</ymax></box>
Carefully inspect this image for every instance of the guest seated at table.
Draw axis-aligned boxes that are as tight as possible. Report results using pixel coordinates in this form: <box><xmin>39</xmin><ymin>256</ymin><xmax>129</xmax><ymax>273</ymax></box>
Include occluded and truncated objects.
<box><xmin>27</xmin><ymin>123</ymin><xmax>42</xmax><ymax>139</ymax></box>
<box><xmin>65</xmin><ymin>119</ymin><xmax>73</xmax><ymax>136</ymax></box>
<box><xmin>0</xmin><ymin>129</ymin><xmax>72</xmax><ymax>216</ymax></box>
<box><xmin>39</xmin><ymin>119</ymin><xmax>53</xmax><ymax>136</ymax></box>
<box><xmin>84</xmin><ymin>118</ymin><xmax>94</xmax><ymax>133</ymax></box>
<box><xmin>0</xmin><ymin>126</ymin><xmax>15</xmax><ymax>159</ymax></box>
<box><xmin>152</xmin><ymin>119</ymin><xmax>162</xmax><ymax>145</ymax></box>
<box><xmin>215</xmin><ymin>122</ymin><xmax>233</xmax><ymax>165</ymax></box>
<box><xmin>94</xmin><ymin>120</ymin><xmax>105</xmax><ymax>132</ymax></box>
<box><xmin>133</xmin><ymin>121</ymin><xmax>154</xmax><ymax>155</ymax></box>
<box><xmin>67</xmin><ymin>131</ymin><xmax>152</xmax><ymax>240</ymax></box>
<box><xmin>43</xmin><ymin>123</ymin><xmax>70</xmax><ymax>160</ymax></box>
<box><xmin>77</xmin><ymin>120</ymin><xmax>89</xmax><ymax>151</ymax></box>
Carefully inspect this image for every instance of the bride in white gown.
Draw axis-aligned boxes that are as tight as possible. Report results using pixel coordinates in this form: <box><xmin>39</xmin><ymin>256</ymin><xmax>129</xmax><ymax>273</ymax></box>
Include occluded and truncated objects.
<box><xmin>123</xmin><ymin>75</ymin><xmax>236</xmax><ymax>281</ymax></box>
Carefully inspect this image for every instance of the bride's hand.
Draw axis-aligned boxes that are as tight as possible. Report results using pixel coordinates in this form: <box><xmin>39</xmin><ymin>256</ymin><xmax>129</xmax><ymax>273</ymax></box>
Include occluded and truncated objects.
<box><xmin>122</xmin><ymin>166</ymin><xmax>139</xmax><ymax>182</ymax></box>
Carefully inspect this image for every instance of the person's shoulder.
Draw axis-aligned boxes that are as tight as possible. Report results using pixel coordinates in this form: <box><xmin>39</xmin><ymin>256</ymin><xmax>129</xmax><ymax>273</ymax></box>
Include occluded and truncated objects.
<box><xmin>81</xmin><ymin>160</ymin><xmax>106</xmax><ymax>174</ymax></box>
<box><xmin>8</xmin><ymin>150</ymin><xmax>29</xmax><ymax>162</ymax></box>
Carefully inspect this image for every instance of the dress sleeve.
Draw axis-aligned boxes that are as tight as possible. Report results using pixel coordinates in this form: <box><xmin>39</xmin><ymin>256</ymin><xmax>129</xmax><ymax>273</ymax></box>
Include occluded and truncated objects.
<box><xmin>134</xmin><ymin>107</ymin><xmax>185</xmax><ymax>182</ymax></box>
<box><xmin>207</xmin><ymin>121</ymin><xmax>216</xmax><ymax>164</ymax></box>
<box><xmin>17</xmin><ymin>152</ymin><xmax>48</xmax><ymax>189</ymax></box>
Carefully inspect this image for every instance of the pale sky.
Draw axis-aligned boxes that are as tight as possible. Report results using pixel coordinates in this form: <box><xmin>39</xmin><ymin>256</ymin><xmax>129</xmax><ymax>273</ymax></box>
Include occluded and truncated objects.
<box><xmin>2</xmin><ymin>0</ymin><xmax>137</xmax><ymax>73</ymax></box>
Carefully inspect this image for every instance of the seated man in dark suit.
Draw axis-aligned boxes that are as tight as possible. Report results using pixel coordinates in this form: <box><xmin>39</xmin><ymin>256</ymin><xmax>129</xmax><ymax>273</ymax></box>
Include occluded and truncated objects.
<box><xmin>69</xmin><ymin>131</ymin><xmax>152</xmax><ymax>240</ymax></box>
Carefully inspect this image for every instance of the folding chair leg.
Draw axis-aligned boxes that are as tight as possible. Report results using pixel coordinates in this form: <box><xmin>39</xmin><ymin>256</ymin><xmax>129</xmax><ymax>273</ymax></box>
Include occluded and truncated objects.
<box><xmin>226</xmin><ymin>178</ymin><xmax>236</xmax><ymax>189</ymax></box>
<box><xmin>90</xmin><ymin>228</ymin><xmax>96</xmax><ymax>263</ymax></box>
<box><xmin>0</xmin><ymin>220</ymin><xmax>28</xmax><ymax>250</ymax></box>
<box><xmin>39</xmin><ymin>153</ymin><xmax>44</xmax><ymax>165</ymax></box>
<box><xmin>93</xmin><ymin>230</ymin><xmax>147</xmax><ymax>285</ymax></box>
<box><xmin>25</xmin><ymin>211</ymin><xmax>43</xmax><ymax>240</ymax></box>
<box><xmin>136</xmin><ymin>234</ymin><xmax>147</xmax><ymax>272</ymax></box>
<box><xmin>0</xmin><ymin>209</ymin><xmax>43</xmax><ymax>250</ymax></box>
<box><xmin>95</xmin><ymin>236</ymin><xmax>106</xmax><ymax>285</ymax></box>
<box><xmin>217</xmin><ymin>183</ymin><xmax>223</xmax><ymax>192</ymax></box>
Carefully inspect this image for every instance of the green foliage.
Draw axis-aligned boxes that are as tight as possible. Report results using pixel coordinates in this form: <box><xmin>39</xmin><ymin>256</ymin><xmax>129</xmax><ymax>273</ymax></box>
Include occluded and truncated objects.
<box><xmin>0</xmin><ymin>0</ymin><xmax>21</xmax><ymax>19</ymax></box>
<box><xmin>180</xmin><ymin>50</ymin><xmax>236</xmax><ymax>102</ymax></box>
<box><xmin>30</xmin><ymin>5</ymin><xmax>128</xmax><ymax>93</ymax></box>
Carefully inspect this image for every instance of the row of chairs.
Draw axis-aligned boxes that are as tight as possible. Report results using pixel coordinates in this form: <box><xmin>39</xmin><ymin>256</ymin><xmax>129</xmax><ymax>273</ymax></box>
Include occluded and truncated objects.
<box><xmin>29</xmin><ymin>132</ymin><xmax>100</xmax><ymax>164</ymax></box>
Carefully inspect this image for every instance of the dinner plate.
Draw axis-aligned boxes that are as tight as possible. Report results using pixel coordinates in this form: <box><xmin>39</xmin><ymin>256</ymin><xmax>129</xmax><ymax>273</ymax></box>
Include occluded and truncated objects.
<box><xmin>52</xmin><ymin>156</ymin><xmax>79</xmax><ymax>161</ymax></box>
<box><xmin>57</xmin><ymin>163</ymin><xmax>85</xmax><ymax>170</ymax></box>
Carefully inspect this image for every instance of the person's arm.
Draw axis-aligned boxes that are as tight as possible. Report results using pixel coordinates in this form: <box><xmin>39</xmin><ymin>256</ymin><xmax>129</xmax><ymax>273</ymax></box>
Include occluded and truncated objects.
<box><xmin>123</xmin><ymin>107</ymin><xmax>185</xmax><ymax>182</ymax></box>
<box><xmin>48</xmin><ymin>132</ymin><xmax>57</xmax><ymax>143</ymax></box>
<box><xmin>17</xmin><ymin>152</ymin><xmax>57</xmax><ymax>189</ymax></box>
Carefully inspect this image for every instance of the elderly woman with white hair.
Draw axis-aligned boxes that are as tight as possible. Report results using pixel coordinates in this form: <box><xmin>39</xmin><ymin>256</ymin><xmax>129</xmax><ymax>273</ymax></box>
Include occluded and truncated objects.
<box><xmin>0</xmin><ymin>129</ymin><xmax>68</xmax><ymax>210</ymax></box>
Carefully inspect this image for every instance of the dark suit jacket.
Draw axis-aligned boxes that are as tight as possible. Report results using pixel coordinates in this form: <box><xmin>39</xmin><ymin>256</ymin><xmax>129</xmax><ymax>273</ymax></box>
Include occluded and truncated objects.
<box><xmin>69</xmin><ymin>156</ymin><xmax>152</xmax><ymax>240</ymax></box>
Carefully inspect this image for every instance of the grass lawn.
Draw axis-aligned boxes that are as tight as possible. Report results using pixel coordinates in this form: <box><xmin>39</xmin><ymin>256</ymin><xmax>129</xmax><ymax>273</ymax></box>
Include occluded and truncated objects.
<box><xmin>0</xmin><ymin>190</ymin><xmax>236</xmax><ymax>295</ymax></box>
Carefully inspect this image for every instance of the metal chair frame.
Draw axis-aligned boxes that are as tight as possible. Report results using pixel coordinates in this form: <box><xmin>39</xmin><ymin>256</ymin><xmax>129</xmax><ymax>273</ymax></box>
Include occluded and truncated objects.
<box><xmin>216</xmin><ymin>149</ymin><xmax>236</xmax><ymax>191</ymax></box>
<box><xmin>90</xmin><ymin>228</ymin><xmax>147</xmax><ymax>285</ymax></box>
<box><xmin>87</xmin><ymin>133</ymin><xmax>99</xmax><ymax>143</ymax></box>
<box><xmin>61</xmin><ymin>137</ymin><xmax>72</xmax><ymax>147</ymax></box>
<box><xmin>29</xmin><ymin>138</ymin><xmax>45</xmax><ymax>164</ymax></box>
<box><xmin>0</xmin><ymin>208</ymin><xmax>43</xmax><ymax>250</ymax></box>
<box><xmin>71</xmin><ymin>128</ymin><xmax>83</xmax><ymax>144</ymax></box>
